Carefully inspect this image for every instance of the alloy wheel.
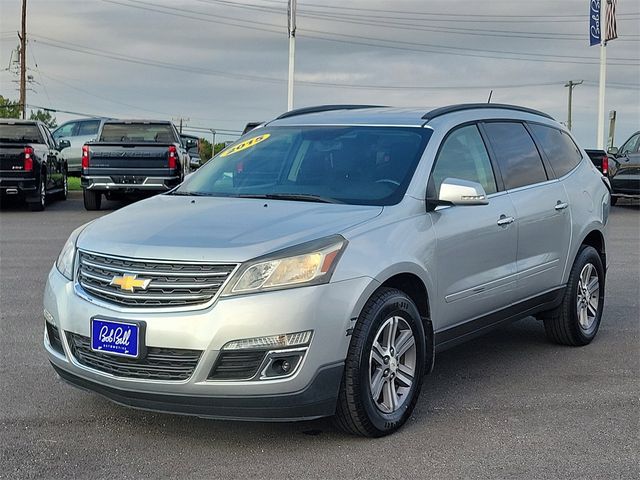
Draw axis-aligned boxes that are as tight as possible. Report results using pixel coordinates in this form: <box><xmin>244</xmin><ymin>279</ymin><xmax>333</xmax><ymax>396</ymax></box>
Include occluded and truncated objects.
<box><xmin>576</xmin><ymin>263</ymin><xmax>599</xmax><ymax>332</ymax></box>
<box><xmin>369</xmin><ymin>316</ymin><xmax>417</xmax><ymax>414</ymax></box>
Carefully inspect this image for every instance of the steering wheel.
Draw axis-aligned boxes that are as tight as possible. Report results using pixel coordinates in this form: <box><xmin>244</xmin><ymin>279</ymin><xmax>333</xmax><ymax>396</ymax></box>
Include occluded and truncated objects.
<box><xmin>375</xmin><ymin>179</ymin><xmax>400</xmax><ymax>187</ymax></box>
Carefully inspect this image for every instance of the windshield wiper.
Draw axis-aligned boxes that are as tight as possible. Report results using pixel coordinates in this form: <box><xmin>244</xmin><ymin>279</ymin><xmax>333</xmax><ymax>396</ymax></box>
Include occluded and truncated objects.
<box><xmin>235</xmin><ymin>193</ymin><xmax>342</xmax><ymax>204</ymax></box>
<box><xmin>170</xmin><ymin>191</ymin><xmax>212</xmax><ymax>196</ymax></box>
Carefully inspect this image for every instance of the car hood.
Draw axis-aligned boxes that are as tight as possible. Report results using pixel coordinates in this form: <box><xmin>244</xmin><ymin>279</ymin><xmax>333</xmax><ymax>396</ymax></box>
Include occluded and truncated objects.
<box><xmin>77</xmin><ymin>195</ymin><xmax>383</xmax><ymax>262</ymax></box>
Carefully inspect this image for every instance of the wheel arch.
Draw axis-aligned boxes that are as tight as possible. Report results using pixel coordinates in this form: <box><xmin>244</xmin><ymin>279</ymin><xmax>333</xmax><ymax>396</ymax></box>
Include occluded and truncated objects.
<box><xmin>376</xmin><ymin>271</ymin><xmax>435</xmax><ymax>374</ymax></box>
<box><xmin>580</xmin><ymin>228</ymin><xmax>606</xmax><ymax>269</ymax></box>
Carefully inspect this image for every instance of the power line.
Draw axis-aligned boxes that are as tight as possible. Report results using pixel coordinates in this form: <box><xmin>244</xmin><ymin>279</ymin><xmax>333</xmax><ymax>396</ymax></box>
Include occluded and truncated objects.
<box><xmin>30</xmin><ymin>35</ymin><xmax>640</xmax><ymax>92</ymax></box>
<box><xmin>100</xmin><ymin>1</ymin><xmax>638</xmax><ymax>66</ymax></box>
<box><xmin>199</xmin><ymin>0</ymin><xmax>640</xmax><ymax>23</ymax></box>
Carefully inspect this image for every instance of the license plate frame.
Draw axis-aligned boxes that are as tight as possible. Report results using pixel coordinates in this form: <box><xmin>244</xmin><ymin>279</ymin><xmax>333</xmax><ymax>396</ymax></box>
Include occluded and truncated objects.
<box><xmin>90</xmin><ymin>317</ymin><xmax>146</xmax><ymax>359</ymax></box>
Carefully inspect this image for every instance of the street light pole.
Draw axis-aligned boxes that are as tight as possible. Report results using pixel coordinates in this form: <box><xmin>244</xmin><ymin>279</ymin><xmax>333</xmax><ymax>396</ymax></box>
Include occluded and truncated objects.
<box><xmin>564</xmin><ymin>80</ymin><xmax>583</xmax><ymax>131</ymax></box>
<box><xmin>287</xmin><ymin>0</ymin><xmax>297</xmax><ymax>111</ymax></box>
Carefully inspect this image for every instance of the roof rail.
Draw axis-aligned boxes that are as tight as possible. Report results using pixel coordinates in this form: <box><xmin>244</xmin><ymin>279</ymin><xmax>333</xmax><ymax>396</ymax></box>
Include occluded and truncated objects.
<box><xmin>421</xmin><ymin>103</ymin><xmax>554</xmax><ymax>122</ymax></box>
<box><xmin>275</xmin><ymin>104</ymin><xmax>385</xmax><ymax>120</ymax></box>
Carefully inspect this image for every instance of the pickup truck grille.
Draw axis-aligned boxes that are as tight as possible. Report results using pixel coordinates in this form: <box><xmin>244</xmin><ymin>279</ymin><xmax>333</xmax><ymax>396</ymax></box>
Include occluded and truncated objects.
<box><xmin>67</xmin><ymin>333</ymin><xmax>201</xmax><ymax>381</ymax></box>
<box><xmin>77</xmin><ymin>251</ymin><xmax>237</xmax><ymax>308</ymax></box>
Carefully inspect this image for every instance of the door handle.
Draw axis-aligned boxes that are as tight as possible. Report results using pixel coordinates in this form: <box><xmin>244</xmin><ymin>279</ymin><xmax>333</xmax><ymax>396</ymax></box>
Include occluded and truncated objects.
<box><xmin>555</xmin><ymin>201</ymin><xmax>569</xmax><ymax>211</ymax></box>
<box><xmin>497</xmin><ymin>215</ymin><xmax>515</xmax><ymax>226</ymax></box>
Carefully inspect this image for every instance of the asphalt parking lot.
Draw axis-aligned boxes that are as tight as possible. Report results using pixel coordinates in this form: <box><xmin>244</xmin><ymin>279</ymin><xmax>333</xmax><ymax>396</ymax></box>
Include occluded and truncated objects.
<box><xmin>1</xmin><ymin>193</ymin><xmax>638</xmax><ymax>479</ymax></box>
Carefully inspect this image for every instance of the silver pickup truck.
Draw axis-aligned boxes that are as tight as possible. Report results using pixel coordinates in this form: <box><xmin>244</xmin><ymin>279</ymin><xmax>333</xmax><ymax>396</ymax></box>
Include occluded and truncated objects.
<box><xmin>81</xmin><ymin>120</ymin><xmax>193</xmax><ymax>210</ymax></box>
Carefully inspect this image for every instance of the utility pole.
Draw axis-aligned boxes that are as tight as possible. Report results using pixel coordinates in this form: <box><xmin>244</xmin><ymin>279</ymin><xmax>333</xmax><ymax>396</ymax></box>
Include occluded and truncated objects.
<box><xmin>172</xmin><ymin>117</ymin><xmax>189</xmax><ymax>134</ymax></box>
<box><xmin>19</xmin><ymin>0</ymin><xmax>27</xmax><ymax>119</ymax></box>
<box><xmin>287</xmin><ymin>0</ymin><xmax>297</xmax><ymax>111</ymax></box>
<box><xmin>564</xmin><ymin>80</ymin><xmax>583</xmax><ymax>131</ymax></box>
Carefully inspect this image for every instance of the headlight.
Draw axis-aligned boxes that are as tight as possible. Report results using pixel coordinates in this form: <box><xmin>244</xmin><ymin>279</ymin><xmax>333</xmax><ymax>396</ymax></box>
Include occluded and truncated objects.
<box><xmin>223</xmin><ymin>235</ymin><xmax>347</xmax><ymax>296</ymax></box>
<box><xmin>55</xmin><ymin>224</ymin><xmax>88</xmax><ymax>281</ymax></box>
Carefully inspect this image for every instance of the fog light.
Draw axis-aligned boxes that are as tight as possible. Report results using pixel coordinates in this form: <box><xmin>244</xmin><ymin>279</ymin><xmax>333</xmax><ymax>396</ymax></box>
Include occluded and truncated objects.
<box><xmin>263</xmin><ymin>354</ymin><xmax>302</xmax><ymax>378</ymax></box>
<box><xmin>43</xmin><ymin>309</ymin><xmax>54</xmax><ymax>324</ymax></box>
<box><xmin>222</xmin><ymin>330</ymin><xmax>312</xmax><ymax>351</ymax></box>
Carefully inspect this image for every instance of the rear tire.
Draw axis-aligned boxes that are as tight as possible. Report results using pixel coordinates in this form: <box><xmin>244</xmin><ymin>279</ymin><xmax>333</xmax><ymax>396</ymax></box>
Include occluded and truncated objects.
<box><xmin>28</xmin><ymin>175</ymin><xmax>46</xmax><ymax>211</ymax></box>
<box><xmin>58</xmin><ymin>173</ymin><xmax>68</xmax><ymax>201</ymax></box>
<box><xmin>334</xmin><ymin>288</ymin><xmax>426</xmax><ymax>437</ymax></box>
<box><xmin>83</xmin><ymin>189</ymin><xmax>102</xmax><ymax>210</ymax></box>
<box><xmin>542</xmin><ymin>246</ymin><xmax>605</xmax><ymax>346</ymax></box>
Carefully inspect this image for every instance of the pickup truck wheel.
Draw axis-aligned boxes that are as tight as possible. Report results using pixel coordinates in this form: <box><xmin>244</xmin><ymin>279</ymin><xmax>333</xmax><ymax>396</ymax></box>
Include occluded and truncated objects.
<box><xmin>28</xmin><ymin>176</ymin><xmax>46</xmax><ymax>211</ymax></box>
<box><xmin>610</xmin><ymin>196</ymin><xmax>618</xmax><ymax>206</ymax></box>
<box><xmin>542</xmin><ymin>246</ymin><xmax>605</xmax><ymax>346</ymax></box>
<box><xmin>58</xmin><ymin>174</ymin><xmax>68</xmax><ymax>201</ymax></box>
<box><xmin>83</xmin><ymin>189</ymin><xmax>102</xmax><ymax>211</ymax></box>
<box><xmin>334</xmin><ymin>288</ymin><xmax>426</xmax><ymax>437</ymax></box>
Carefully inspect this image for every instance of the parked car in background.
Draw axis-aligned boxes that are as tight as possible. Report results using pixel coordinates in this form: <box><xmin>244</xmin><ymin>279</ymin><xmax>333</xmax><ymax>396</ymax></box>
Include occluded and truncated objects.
<box><xmin>242</xmin><ymin>122</ymin><xmax>264</xmax><ymax>135</ymax></box>
<box><xmin>607</xmin><ymin>131</ymin><xmax>640</xmax><ymax>205</ymax></box>
<box><xmin>180</xmin><ymin>133</ymin><xmax>201</xmax><ymax>169</ymax></box>
<box><xmin>80</xmin><ymin>120</ymin><xmax>190</xmax><ymax>210</ymax></box>
<box><xmin>45</xmin><ymin>104</ymin><xmax>609</xmax><ymax>437</ymax></box>
<box><xmin>52</xmin><ymin>118</ymin><xmax>110</xmax><ymax>175</ymax></box>
<box><xmin>0</xmin><ymin>120</ymin><xmax>68</xmax><ymax>211</ymax></box>
<box><xmin>585</xmin><ymin>148</ymin><xmax>609</xmax><ymax>175</ymax></box>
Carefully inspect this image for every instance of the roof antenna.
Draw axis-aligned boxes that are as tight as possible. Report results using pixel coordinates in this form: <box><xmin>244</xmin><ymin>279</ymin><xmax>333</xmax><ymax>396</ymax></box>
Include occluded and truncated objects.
<box><xmin>487</xmin><ymin>90</ymin><xmax>493</xmax><ymax>103</ymax></box>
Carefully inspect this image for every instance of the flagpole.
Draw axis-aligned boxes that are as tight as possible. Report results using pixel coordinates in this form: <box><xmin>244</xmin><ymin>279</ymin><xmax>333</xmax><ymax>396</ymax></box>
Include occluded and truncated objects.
<box><xmin>596</xmin><ymin>1</ymin><xmax>607</xmax><ymax>149</ymax></box>
<box><xmin>287</xmin><ymin>0</ymin><xmax>297</xmax><ymax>111</ymax></box>
<box><xmin>597</xmin><ymin>41</ymin><xmax>607</xmax><ymax>149</ymax></box>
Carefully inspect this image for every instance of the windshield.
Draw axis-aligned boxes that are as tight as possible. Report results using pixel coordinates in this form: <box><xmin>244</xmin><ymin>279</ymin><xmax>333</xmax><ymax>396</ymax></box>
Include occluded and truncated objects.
<box><xmin>99</xmin><ymin>123</ymin><xmax>176</xmax><ymax>143</ymax></box>
<box><xmin>0</xmin><ymin>124</ymin><xmax>43</xmax><ymax>144</ymax></box>
<box><xmin>177</xmin><ymin>126</ymin><xmax>431</xmax><ymax>205</ymax></box>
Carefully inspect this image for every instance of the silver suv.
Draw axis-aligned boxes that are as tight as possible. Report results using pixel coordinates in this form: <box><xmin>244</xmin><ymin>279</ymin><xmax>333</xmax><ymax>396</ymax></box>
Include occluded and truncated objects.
<box><xmin>44</xmin><ymin>104</ymin><xmax>610</xmax><ymax>437</ymax></box>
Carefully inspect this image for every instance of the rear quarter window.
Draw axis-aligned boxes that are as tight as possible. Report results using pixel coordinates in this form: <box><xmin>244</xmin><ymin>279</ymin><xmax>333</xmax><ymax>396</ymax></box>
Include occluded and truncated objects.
<box><xmin>483</xmin><ymin>122</ymin><xmax>548</xmax><ymax>190</ymax></box>
<box><xmin>529</xmin><ymin>124</ymin><xmax>582</xmax><ymax>177</ymax></box>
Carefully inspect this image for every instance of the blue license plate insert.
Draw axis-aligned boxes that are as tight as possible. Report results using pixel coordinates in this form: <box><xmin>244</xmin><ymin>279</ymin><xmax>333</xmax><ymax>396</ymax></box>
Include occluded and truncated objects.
<box><xmin>91</xmin><ymin>318</ymin><xmax>140</xmax><ymax>358</ymax></box>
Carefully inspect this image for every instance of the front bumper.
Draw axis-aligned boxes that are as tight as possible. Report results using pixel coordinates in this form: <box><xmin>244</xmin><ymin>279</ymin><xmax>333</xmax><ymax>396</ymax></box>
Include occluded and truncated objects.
<box><xmin>44</xmin><ymin>266</ymin><xmax>374</xmax><ymax>420</ymax></box>
<box><xmin>81</xmin><ymin>175</ymin><xmax>180</xmax><ymax>191</ymax></box>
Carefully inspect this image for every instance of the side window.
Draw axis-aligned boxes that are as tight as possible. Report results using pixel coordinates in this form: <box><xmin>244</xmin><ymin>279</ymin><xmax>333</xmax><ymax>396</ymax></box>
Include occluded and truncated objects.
<box><xmin>430</xmin><ymin>124</ymin><xmax>497</xmax><ymax>197</ymax></box>
<box><xmin>52</xmin><ymin>122</ymin><xmax>78</xmax><ymax>140</ymax></box>
<box><xmin>529</xmin><ymin>124</ymin><xmax>582</xmax><ymax>177</ymax></box>
<box><xmin>44</xmin><ymin>128</ymin><xmax>56</xmax><ymax>148</ymax></box>
<box><xmin>77</xmin><ymin>120</ymin><xmax>101</xmax><ymax>136</ymax></box>
<box><xmin>620</xmin><ymin>133</ymin><xmax>640</xmax><ymax>155</ymax></box>
<box><xmin>483</xmin><ymin>122</ymin><xmax>547</xmax><ymax>190</ymax></box>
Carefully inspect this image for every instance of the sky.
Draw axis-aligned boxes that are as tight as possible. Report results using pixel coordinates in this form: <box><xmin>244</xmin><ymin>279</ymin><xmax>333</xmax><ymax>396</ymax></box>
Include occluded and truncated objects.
<box><xmin>0</xmin><ymin>0</ymin><xmax>638</xmax><ymax>147</ymax></box>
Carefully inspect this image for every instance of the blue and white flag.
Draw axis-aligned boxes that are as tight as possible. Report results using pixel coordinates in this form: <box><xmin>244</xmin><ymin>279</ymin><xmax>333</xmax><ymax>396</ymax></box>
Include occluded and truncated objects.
<box><xmin>590</xmin><ymin>0</ymin><xmax>601</xmax><ymax>46</ymax></box>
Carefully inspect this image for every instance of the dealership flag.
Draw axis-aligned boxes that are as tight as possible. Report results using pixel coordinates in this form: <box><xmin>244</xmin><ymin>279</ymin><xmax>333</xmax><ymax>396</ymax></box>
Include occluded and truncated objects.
<box><xmin>590</xmin><ymin>0</ymin><xmax>601</xmax><ymax>46</ymax></box>
<box><xmin>605</xmin><ymin>0</ymin><xmax>618</xmax><ymax>42</ymax></box>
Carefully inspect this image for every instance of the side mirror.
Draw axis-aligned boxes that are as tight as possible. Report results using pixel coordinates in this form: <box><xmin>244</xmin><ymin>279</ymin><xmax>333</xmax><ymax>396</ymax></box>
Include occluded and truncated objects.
<box><xmin>607</xmin><ymin>146</ymin><xmax>619</xmax><ymax>156</ymax></box>
<box><xmin>438</xmin><ymin>178</ymin><xmax>489</xmax><ymax>206</ymax></box>
<box><xmin>57</xmin><ymin>139</ymin><xmax>71</xmax><ymax>150</ymax></box>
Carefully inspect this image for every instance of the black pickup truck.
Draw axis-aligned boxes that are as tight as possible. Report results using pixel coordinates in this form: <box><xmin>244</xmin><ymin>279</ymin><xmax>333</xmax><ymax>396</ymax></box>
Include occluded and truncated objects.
<box><xmin>81</xmin><ymin>120</ymin><xmax>194</xmax><ymax>210</ymax></box>
<box><xmin>586</xmin><ymin>131</ymin><xmax>640</xmax><ymax>205</ymax></box>
<box><xmin>0</xmin><ymin>120</ymin><xmax>69</xmax><ymax>211</ymax></box>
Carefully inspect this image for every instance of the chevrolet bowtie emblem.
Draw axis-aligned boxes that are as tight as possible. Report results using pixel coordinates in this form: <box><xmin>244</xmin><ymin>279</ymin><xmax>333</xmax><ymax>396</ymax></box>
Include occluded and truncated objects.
<box><xmin>110</xmin><ymin>274</ymin><xmax>151</xmax><ymax>292</ymax></box>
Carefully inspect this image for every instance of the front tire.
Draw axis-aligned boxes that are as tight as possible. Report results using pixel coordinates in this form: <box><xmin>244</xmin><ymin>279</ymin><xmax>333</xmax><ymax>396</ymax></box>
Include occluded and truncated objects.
<box><xmin>542</xmin><ymin>246</ymin><xmax>605</xmax><ymax>346</ymax></box>
<box><xmin>83</xmin><ymin>189</ymin><xmax>102</xmax><ymax>210</ymax></box>
<box><xmin>334</xmin><ymin>288</ymin><xmax>426</xmax><ymax>437</ymax></box>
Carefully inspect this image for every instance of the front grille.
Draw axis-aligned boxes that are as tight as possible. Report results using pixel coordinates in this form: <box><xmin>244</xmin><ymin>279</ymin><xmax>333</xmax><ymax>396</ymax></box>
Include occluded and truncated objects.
<box><xmin>67</xmin><ymin>333</ymin><xmax>201</xmax><ymax>381</ymax></box>
<box><xmin>77</xmin><ymin>251</ymin><xmax>236</xmax><ymax>308</ymax></box>
<box><xmin>46</xmin><ymin>322</ymin><xmax>64</xmax><ymax>355</ymax></box>
<box><xmin>208</xmin><ymin>350</ymin><xmax>267</xmax><ymax>380</ymax></box>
